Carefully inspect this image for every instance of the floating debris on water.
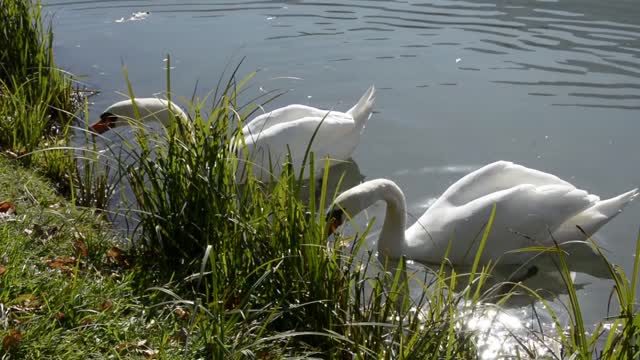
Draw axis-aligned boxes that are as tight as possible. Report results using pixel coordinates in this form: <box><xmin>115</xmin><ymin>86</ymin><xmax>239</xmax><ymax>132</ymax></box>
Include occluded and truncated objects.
<box><xmin>114</xmin><ymin>11</ymin><xmax>150</xmax><ymax>23</ymax></box>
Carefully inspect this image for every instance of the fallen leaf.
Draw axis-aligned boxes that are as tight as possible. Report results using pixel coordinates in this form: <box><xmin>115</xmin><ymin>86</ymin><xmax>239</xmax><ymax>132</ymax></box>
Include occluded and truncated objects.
<box><xmin>106</xmin><ymin>246</ymin><xmax>132</xmax><ymax>267</ymax></box>
<box><xmin>55</xmin><ymin>312</ymin><xmax>65</xmax><ymax>321</ymax></box>
<box><xmin>79</xmin><ymin>317</ymin><xmax>94</xmax><ymax>326</ymax></box>
<box><xmin>45</xmin><ymin>257</ymin><xmax>77</xmax><ymax>274</ymax></box>
<box><xmin>107</xmin><ymin>247</ymin><xmax>124</xmax><ymax>262</ymax></box>
<box><xmin>0</xmin><ymin>265</ymin><xmax>6</xmax><ymax>276</ymax></box>
<box><xmin>73</xmin><ymin>239</ymin><xmax>88</xmax><ymax>257</ymax></box>
<box><xmin>99</xmin><ymin>300</ymin><xmax>113</xmax><ymax>311</ymax></box>
<box><xmin>46</xmin><ymin>256</ymin><xmax>77</xmax><ymax>267</ymax></box>
<box><xmin>0</xmin><ymin>201</ymin><xmax>16</xmax><ymax>214</ymax></box>
<box><xmin>2</xmin><ymin>329</ymin><xmax>22</xmax><ymax>352</ymax></box>
<box><xmin>174</xmin><ymin>307</ymin><xmax>189</xmax><ymax>320</ymax></box>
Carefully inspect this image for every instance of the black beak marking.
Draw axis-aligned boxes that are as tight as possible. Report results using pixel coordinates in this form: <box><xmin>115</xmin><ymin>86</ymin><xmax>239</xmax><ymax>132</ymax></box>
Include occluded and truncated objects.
<box><xmin>326</xmin><ymin>208</ymin><xmax>344</xmax><ymax>223</ymax></box>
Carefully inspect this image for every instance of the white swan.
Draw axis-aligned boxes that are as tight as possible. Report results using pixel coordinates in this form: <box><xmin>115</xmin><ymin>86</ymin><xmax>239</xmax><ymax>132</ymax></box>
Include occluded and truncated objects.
<box><xmin>89</xmin><ymin>98</ymin><xmax>188</xmax><ymax>134</ymax></box>
<box><xmin>89</xmin><ymin>87</ymin><xmax>376</xmax><ymax>181</ymax></box>
<box><xmin>236</xmin><ymin>86</ymin><xmax>375</xmax><ymax>181</ymax></box>
<box><xmin>327</xmin><ymin>161</ymin><xmax>638</xmax><ymax>265</ymax></box>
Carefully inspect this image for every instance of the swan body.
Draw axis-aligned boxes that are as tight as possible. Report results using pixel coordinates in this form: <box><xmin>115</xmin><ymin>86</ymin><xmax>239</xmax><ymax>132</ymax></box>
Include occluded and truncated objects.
<box><xmin>328</xmin><ymin>161</ymin><xmax>638</xmax><ymax>265</ymax></box>
<box><xmin>237</xmin><ymin>86</ymin><xmax>375</xmax><ymax>181</ymax></box>
<box><xmin>90</xmin><ymin>87</ymin><xmax>376</xmax><ymax>182</ymax></box>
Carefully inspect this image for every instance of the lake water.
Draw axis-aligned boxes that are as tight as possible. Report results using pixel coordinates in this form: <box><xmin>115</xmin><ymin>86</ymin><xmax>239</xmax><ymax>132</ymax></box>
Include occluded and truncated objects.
<box><xmin>45</xmin><ymin>0</ymin><xmax>640</xmax><ymax>356</ymax></box>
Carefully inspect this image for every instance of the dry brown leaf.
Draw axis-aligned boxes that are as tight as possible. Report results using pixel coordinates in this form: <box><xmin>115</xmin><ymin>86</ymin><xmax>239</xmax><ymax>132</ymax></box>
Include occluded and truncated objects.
<box><xmin>0</xmin><ymin>201</ymin><xmax>16</xmax><ymax>214</ymax></box>
<box><xmin>106</xmin><ymin>246</ymin><xmax>132</xmax><ymax>267</ymax></box>
<box><xmin>46</xmin><ymin>256</ymin><xmax>77</xmax><ymax>267</ymax></box>
<box><xmin>0</xmin><ymin>265</ymin><xmax>6</xmax><ymax>276</ymax></box>
<box><xmin>2</xmin><ymin>329</ymin><xmax>22</xmax><ymax>352</ymax></box>
<box><xmin>174</xmin><ymin>307</ymin><xmax>189</xmax><ymax>320</ymax></box>
<box><xmin>55</xmin><ymin>312</ymin><xmax>65</xmax><ymax>321</ymax></box>
<box><xmin>45</xmin><ymin>257</ymin><xmax>77</xmax><ymax>274</ymax></box>
<box><xmin>79</xmin><ymin>317</ymin><xmax>94</xmax><ymax>326</ymax></box>
<box><xmin>107</xmin><ymin>247</ymin><xmax>124</xmax><ymax>261</ymax></box>
<box><xmin>73</xmin><ymin>239</ymin><xmax>88</xmax><ymax>257</ymax></box>
<box><xmin>99</xmin><ymin>300</ymin><xmax>113</xmax><ymax>311</ymax></box>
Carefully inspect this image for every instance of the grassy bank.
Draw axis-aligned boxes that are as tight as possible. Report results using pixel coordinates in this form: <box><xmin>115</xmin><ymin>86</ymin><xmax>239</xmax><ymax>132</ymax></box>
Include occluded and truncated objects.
<box><xmin>2</xmin><ymin>0</ymin><xmax>640</xmax><ymax>358</ymax></box>
<box><xmin>0</xmin><ymin>157</ymin><xmax>192</xmax><ymax>358</ymax></box>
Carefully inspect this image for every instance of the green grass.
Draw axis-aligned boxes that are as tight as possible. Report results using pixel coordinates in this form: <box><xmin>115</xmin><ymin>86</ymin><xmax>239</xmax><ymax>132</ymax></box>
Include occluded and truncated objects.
<box><xmin>0</xmin><ymin>0</ymin><xmax>113</xmax><ymax>210</ymax></box>
<box><xmin>0</xmin><ymin>0</ymin><xmax>76</xmax><ymax>161</ymax></box>
<box><xmin>0</xmin><ymin>156</ymin><xmax>197</xmax><ymax>358</ymax></box>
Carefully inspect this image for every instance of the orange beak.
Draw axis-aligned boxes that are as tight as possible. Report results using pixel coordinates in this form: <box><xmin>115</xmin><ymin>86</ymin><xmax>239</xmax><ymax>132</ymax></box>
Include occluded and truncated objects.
<box><xmin>89</xmin><ymin>118</ymin><xmax>113</xmax><ymax>134</ymax></box>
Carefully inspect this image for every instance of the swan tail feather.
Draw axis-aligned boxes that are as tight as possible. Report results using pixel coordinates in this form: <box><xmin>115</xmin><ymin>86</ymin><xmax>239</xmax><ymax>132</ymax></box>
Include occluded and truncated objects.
<box><xmin>551</xmin><ymin>188</ymin><xmax>638</xmax><ymax>240</ymax></box>
<box><xmin>589</xmin><ymin>188</ymin><xmax>639</xmax><ymax>218</ymax></box>
<box><xmin>347</xmin><ymin>85</ymin><xmax>376</xmax><ymax>133</ymax></box>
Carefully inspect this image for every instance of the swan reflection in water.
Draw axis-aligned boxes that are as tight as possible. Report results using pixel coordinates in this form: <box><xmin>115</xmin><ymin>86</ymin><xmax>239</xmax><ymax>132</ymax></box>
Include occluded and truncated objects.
<box><xmin>297</xmin><ymin>158</ymin><xmax>365</xmax><ymax>206</ymax></box>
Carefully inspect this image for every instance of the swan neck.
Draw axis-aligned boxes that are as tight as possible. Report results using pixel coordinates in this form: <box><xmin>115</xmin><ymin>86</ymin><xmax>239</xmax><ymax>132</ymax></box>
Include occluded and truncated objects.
<box><xmin>376</xmin><ymin>182</ymin><xmax>407</xmax><ymax>259</ymax></box>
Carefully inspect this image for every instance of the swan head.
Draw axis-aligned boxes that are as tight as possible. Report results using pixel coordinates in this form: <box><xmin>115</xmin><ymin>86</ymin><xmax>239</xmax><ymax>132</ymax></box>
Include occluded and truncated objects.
<box><xmin>326</xmin><ymin>207</ymin><xmax>345</xmax><ymax>237</ymax></box>
<box><xmin>326</xmin><ymin>179</ymin><xmax>407</xmax><ymax>238</ymax></box>
<box><xmin>326</xmin><ymin>182</ymin><xmax>374</xmax><ymax>237</ymax></box>
<box><xmin>89</xmin><ymin>98</ymin><xmax>188</xmax><ymax>134</ymax></box>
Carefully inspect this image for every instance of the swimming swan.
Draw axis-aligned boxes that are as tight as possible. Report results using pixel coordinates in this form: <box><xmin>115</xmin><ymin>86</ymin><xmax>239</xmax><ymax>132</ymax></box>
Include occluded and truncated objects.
<box><xmin>88</xmin><ymin>98</ymin><xmax>189</xmax><ymax>134</ymax></box>
<box><xmin>327</xmin><ymin>161</ymin><xmax>638</xmax><ymax>265</ymax></box>
<box><xmin>89</xmin><ymin>87</ymin><xmax>376</xmax><ymax>181</ymax></box>
<box><xmin>236</xmin><ymin>86</ymin><xmax>375</xmax><ymax>181</ymax></box>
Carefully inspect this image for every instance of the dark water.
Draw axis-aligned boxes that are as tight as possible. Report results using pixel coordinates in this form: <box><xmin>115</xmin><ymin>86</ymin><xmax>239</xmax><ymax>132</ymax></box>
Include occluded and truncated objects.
<box><xmin>46</xmin><ymin>0</ymin><xmax>640</xmax><ymax>355</ymax></box>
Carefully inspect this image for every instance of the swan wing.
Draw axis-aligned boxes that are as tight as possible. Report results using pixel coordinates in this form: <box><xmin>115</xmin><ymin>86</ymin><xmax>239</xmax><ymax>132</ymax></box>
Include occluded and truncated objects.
<box><xmin>241</xmin><ymin>115</ymin><xmax>355</xmax><ymax>179</ymax></box>
<box><xmin>435</xmin><ymin>161</ymin><xmax>573</xmax><ymax>207</ymax></box>
<box><xmin>243</xmin><ymin>105</ymin><xmax>349</xmax><ymax>138</ymax></box>
<box><xmin>407</xmin><ymin>183</ymin><xmax>599</xmax><ymax>264</ymax></box>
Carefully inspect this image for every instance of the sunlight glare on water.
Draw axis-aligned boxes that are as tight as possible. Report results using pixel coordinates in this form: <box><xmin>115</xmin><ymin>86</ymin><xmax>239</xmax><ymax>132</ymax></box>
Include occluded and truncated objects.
<box><xmin>461</xmin><ymin>307</ymin><xmax>561</xmax><ymax>359</ymax></box>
